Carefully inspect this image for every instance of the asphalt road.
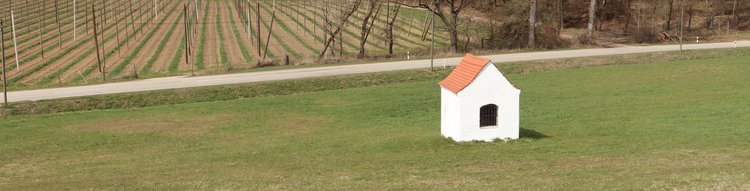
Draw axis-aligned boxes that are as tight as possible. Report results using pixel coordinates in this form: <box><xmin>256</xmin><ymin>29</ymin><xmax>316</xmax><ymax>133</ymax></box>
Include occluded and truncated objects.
<box><xmin>6</xmin><ymin>41</ymin><xmax>749</xmax><ymax>102</ymax></box>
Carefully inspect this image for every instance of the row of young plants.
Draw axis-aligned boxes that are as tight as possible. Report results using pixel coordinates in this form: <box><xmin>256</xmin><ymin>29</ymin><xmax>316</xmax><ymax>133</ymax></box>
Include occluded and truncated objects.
<box><xmin>224</xmin><ymin>1</ymin><xmax>253</xmax><ymax>63</ymax></box>
<box><xmin>37</xmin><ymin>0</ymin><xmax>157</xmax><ymax>83</ymax></box>
<box><xmin>195</xmin><ymin>0</ymin><xmax>209</xmax><ymax>69</ymax></box>
<box><xmin>286</xmin><ymin>2</ymin><xmax>359</xmax><ymax>53</ymax></box>
<box><xmin>42</xmin><ymin>0</ymin><xmax>157</xmax><ymax>83</ymax></box>
<box><xmin>310</xmin><ymin>3</ymin><xmax>387</xmax><ymax>52</ymax></box>
<box><xmin>1</xmin><ymin>0</ymin><xmax>152</xmax><ymax>64</ymax></box>
<box><xmin>388</xmin><ymin>10</ymin><xmax>451</xmax><ymax>47</ymax></box>
<box><xmin>347</xmin><ymin>4</ymin><xmax>435</xmax><ymax>49</ymax></box>
<box><xmin>343</xmin><ymin>4</ymin><xmax>410</xmax><ymax>50</ymax></box>
<box><xmin>215</xmin><ymin>2</ymin><xmax>230</xmax><ymax>66</ymax></box>
<box><xmin>395</xmin><ymin>7</ymin><xmax>451</xmax><ymax>42</ymax></box>
<box><xmin>274</xmin><ymin>3</ymin><xmax>324</xmax><ymax>45</ymax></box>
<box><xmin>141</xmin><ymin>8</ymin><xmax>182</xmax><ymax>75</ymax></box>
<box><xmin>9</xmin><ymin>0</ymin><xmax>139</xmax><ymax>84</ymax></box>
<box><xmin>244</xmin><ymin>2</ymin><xmax>274</xmax><ymax>59</ymax></box>
<box><xmin>255</xmin><ymin>1</ymin><xmax>319</xmax><ymax>55</ymax></box>
<box><xmin>167</xmin><ymin>33</ymin><xmax>185</xmax><ymax>73</ymax></box>
<box><xmin>1</xmin><ymin>0</ymin><xmax>93</xmax><ymax>70</ymax></box>
<box><xmin>38</xmin><ymin>0</ymin><xmax>158</xmax><ymax>83</ymax></box>
<box><xmin>86</xmin><ymin>0</ymin><xmax>177</xmax><ymax>78</ymax></box>
<box><xmin>251</xmin><ymin>2</ymin><xmax>301</xmax><ymax>58</ymax></box>
<box><xmin>6</xmin><ymin>0</ymin><xmax>150</xmax><ymax>81</ymax></box>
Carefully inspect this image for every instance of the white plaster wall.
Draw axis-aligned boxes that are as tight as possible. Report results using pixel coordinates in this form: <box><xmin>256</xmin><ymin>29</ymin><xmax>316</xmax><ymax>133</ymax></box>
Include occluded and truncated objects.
<box><xmin>441</xmin><ymin>87</ymin><xmax>461</xmax><ymax>138</ymax></box>
<box><xmin>450</xmin><ymin>63</ymin><xmax>520</xmax><ymax>142</ymax></box>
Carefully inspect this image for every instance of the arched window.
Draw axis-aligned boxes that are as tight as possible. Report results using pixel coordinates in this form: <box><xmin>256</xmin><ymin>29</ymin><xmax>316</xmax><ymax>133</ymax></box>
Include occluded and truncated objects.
<box><xmin>480</xmin><ymin>104</ymin><xmax>498</xmax><ymax>127</ymax></box>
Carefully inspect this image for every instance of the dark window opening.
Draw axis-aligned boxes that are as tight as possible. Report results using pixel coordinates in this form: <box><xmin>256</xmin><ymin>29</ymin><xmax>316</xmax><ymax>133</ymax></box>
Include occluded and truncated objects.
<box><xmin>480</xmin><ymin>104</ymin><xmax>498</xmax><ymax>127</ymax></box>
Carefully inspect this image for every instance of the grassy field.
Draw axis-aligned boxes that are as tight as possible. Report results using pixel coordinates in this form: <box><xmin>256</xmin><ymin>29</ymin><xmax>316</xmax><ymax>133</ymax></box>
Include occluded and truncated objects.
<box><xmin>2</xmin><ymin>52</ymin><xmax>750</xmax><ymax>189</ymax></box>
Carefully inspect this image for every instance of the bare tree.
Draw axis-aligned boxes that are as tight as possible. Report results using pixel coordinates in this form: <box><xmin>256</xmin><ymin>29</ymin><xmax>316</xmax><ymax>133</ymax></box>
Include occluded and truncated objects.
<box><xmin>731</xmin><ymin>0</ymin><xmax>738</xmax><ymax>27</ymax></box>
<box><xmin>528</xmin><ymin>0</ymin><xmax>536</xmax><ymax>48</ymax></box>
<box><xmin>666</xmin><ymin>0</ymin><xmax>674</xmax><ymax>31</ymax></box>
<box><xmin>384</xmin><ymin>4</ymin><xmax>401</xmax><ymax>56</ymax></box>
<box><xmin>393</xmin><ymin>0</ymin><xmax>476</xmax><ymax>53</ymax></box>
<box><xmin>687</xmin><ymin>1</ymin><xmax>694</xmax><ymax>31</ymax></box>
<box><xmin>706</xmin><ymin>0</ymin><xmax>716</xmax><ymax>29</ymax></box>
<box><xmin>624</xmin><ymin>0</ymin><xmax>633</xmax><ymax>34</ymax></box>
<box><xmin>359</xmin><ymin>0</ymin><xmax>383</xmax><ymax>58</ymax></box>
<box><xmin>319</xmin><ymin>0</ymin><xmax>362</xmax><ymax>59</ymax></box>
<box><xmin>586</xmin><ymin>0</ymin><xmax>596</xmax><ymax>43</ymax></box>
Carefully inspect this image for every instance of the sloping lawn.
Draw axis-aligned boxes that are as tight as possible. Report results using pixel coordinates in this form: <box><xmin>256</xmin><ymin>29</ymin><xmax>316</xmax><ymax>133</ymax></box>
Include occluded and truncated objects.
<box><xmin>1</xmin><ymin>55</ymin><xmax>749</xmax><ymax>190</ymax></box>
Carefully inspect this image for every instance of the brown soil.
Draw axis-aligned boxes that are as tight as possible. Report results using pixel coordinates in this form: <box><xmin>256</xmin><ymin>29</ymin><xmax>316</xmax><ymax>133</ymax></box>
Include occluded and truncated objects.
<box><xmin>57</xmin><ymin>0</ymin><xmax>170</xmax><ymax>82</ymax></box>
<box><xmin>277</xmin><ymin>5</ymin><xmax>324</xmax><ymax>52</ymax></box>
<box><xmin>16</xmin><ymin>0</ymin><xmax>135</xmax><ymax>83</ymax></box>
<box><xmin>300</xmin><ymin>3</ymin><xmax>368</xmax><ymax>55</ymax></box>
<box><xmin>253</xmin><ymin>2</ymin><xmax>289</xmax><ymax>60</ymax></box>
<box><xmin>218</xmin><ymin>1</ymin><xmax>248</xmax><ymax>66</ymax></box>
<box><xmin>257</xmin><ymin>2</ymin><xmax>320</xmax><ymax>56</ymax></box>
<box><xmin>151</xmin><ymin>12</ymin><xmax>185</xmax><ymax>73</ymax></box>
<box><xmin>202</xmin><ymin>1</ymin><xmax>220</xmax><ymax>68</ymax></box>
<box><xmin>115</xmin><ymin>3</ymin><xmax>182</xmax><ymax>78</ymax></box>
<box><xmin>2</xmin><ymin>0</ymin><xmax>89</xmax><ymax>81</ymax></box>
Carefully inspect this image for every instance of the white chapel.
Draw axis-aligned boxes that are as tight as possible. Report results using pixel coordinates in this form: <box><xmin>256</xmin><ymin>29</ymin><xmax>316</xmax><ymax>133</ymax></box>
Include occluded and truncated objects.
<box><xmin>438</xmin><ymin>54</ymin><xmax>521</xmax><ymax>142</ymax></box>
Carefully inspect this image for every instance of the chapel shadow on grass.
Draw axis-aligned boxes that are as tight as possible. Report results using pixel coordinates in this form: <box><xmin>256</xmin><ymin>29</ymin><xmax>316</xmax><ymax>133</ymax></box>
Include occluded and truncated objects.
<box><xmin>520</xmin><ymin>128</ymin><xmax>549</xmax><ymax>139</ymax></box>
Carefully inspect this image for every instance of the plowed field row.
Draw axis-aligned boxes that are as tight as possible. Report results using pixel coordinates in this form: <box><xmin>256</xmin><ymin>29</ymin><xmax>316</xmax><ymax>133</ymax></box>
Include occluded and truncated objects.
<box><xmin>0</xmin><ymin>0</ymin><xmax>448</xmax><ymax>86</ymax></box>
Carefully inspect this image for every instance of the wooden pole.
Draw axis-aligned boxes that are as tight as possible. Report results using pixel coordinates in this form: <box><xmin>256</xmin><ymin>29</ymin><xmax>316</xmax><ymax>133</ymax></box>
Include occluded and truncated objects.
<box><xmin>1</xmin><ymin>20</ymin><xmax>7</xmax><ymax>107</ymax></box>
<box><xmin>263</xmin><ymin>8</ymin><xmax>276</xmax><ymax>60</ymax></box>
<box><xmin>92</xmin><ymin>5</ymin><xmax>105</xmax><ymax>81</ymax></box>
<box><xmin>25</xmin><ymin>0</ymin><xmax>30</xmax><ymax>34</ymax></box>
<box><xmin>680</xmin><ymin>0</ymin><xmax>684</xmax><ymax>52</ymax></box>
<box><xmin>257</xmin><ymin>2</ymin><xmax>261</xmax><ymax>57</ymax></box>
<box><xmin>186</xmin><ymin>3</ymin><xmax>192</xmax><ymax>61</ymax></box>
<box><xmin>56</xmin><ymin>0</ymin><xmax>62</xmax><ymax>49</ymax></box>
<box><xmin>430</xmin><ymin>7</ymin><xmax>434</xmax><ymax>72</ymax></box>
<box><xmin>86</xmin><ymin>0</ymin><xmax>89</xmax><ymax>34</ymax></box>
<box><xmin>38</xmin><ymin>2</ymin><xmax>45</xmax><ymax>58</ymax></box>
<box><xmin>113</xmin><ymin>0</ymin><xmax>121</xmax><ymax>57</ymax></box>
<box><xmin>139</xmin><ymin>0</ymin><xmax>144</xmax><ymax>34</ymax></box>
<box><xmin>103</xmin><ymin>0</ymin><xmax>107</xmax><ymax>25</ymax></box>
<box><xmin>10</xmin><ymin>11</ymin><xmax>20</xmax><ymax>72</ymax></box>
<box><xmin>129</xmin><ymin>0</ymin><xmax>137</xmax><ymax>40</ymax></box>
<box><xmin>74</xmin><ymin>0</ymin><xmax>77</xmax><ymax>41</ymax></box>
<box><xmin>248</xmin><ymin>2</ymin><xmax>253</xmax><ymax>45</ymax></box>
<box><xmin>184</xmin><ymin>4</ymin><xmax>193</xmax><ymax>75</ymax></box>
<box><xmin>100</xmin><ymin>1</ymin><xmax>105</xmax><ymax>71</ymax></box>
<box><xmin>124</xmin><ymin>1</ymin><xmax>130</xmax><ymax>47</ymax></box>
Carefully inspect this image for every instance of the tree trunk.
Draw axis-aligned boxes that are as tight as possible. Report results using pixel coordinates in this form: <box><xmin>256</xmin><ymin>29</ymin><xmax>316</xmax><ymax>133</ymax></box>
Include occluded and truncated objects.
<box><xmin>586</xmin><ymin>0</ymin><xmax>596</xmax><ymax>43</ymax></box>
<box><xmin>732</xmin><ymin>0</ymin><xmax>738</xmax><ymax>27</ymax></box>
<box><xmin>688</xmin><ymin>4</ymin><xmax>693</xmax><ymax>32</ymax></box>
<box><xmin>386</xmin><ymin>5</ymin><xmax>401</xmax><ymax>56</ymax></box>
<box><xmin>624</xmin><ymin>0</ymin><xmax>632</xmax><ymax>34</ymax></box>
<box><xmin>666</xmin><ymin>0</ymin><xmax>674</xmax><ymax>31</ymax></box>
<box><xmin>558</xmin><ymin>0</ymin><xmax>563</xmax><ymax>39</ymax></box>
<box><xmin>358</xmin><ymin>1</ymin><xmax>380</xmax><ymax>59</ymax></box>
<box><xmin>528</xmin><ymin>0</ymin><xmax>537</xmax><ymax>48</ymax></box>
<box><xmin>319</xmin><ymin>1</ymin><xmax>361</xmax><ymax>59</ymax></box>
<box><xmin>706</xmin><ymin>0</ymin><xmax>715</xmax><ymax>29</ymax></box>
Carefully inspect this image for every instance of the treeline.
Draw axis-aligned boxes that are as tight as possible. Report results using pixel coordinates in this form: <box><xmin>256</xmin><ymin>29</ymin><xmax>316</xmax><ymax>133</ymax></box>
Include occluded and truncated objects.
<box><xmin>393</xmin><ymin>0</ymin><xmax>748</xmax><ymax>51</ymax></box>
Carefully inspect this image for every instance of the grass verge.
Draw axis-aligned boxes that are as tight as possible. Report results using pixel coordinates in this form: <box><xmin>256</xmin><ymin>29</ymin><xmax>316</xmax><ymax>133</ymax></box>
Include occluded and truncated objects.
<box><xmin>2</xmin><ymin>47</ymin><xmax>749</xmax><ymax>116</ymax></box>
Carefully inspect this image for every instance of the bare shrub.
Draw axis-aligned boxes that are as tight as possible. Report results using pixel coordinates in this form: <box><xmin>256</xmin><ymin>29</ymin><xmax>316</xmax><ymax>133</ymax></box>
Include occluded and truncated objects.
<box><xmin>631</xmin><ymin>26</ymin><xmax>660</xmax><ymax>43</ymax></box>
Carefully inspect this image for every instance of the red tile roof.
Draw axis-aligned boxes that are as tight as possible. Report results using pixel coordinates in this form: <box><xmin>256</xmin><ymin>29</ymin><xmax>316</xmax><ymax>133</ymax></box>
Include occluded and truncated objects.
<box><xmin>439</xmin><ymin>53</ymin><xmax>491</xmax><ymax>93</ymax></box>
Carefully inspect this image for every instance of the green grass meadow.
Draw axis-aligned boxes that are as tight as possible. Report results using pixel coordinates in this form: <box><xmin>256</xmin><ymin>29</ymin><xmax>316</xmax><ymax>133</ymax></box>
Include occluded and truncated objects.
<box><xmin>1</xmin><ymin>52</ymin><xmax>750</xmax><ymax>189</ymax></box>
